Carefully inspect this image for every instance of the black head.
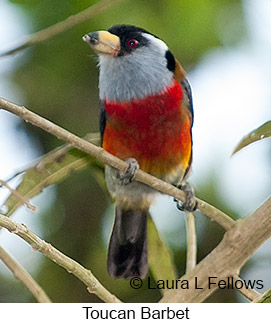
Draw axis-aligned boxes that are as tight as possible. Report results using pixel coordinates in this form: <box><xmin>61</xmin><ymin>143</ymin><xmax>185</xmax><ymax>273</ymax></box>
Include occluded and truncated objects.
<box><xmin>107</xmin><ymin>24</ymin><xmax>155</xmax><ymax>56</ymax></box>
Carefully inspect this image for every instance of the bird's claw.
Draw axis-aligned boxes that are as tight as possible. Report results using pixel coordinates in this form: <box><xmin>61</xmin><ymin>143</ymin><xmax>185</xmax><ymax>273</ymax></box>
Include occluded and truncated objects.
<box><xmin>117</xmin><ymin>158</ymin><xmax>139</xmax><ymax>185</ymax></box>
<box><xmin>174</xmin><ymin>182</ymin><xmax>197</xmax><ymax>212</ymax></box>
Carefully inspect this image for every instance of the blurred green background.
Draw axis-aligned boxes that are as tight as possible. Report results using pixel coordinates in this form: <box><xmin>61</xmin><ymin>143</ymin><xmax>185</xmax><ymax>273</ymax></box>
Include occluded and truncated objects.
<box><xmin>0</xmin><ymin>0</ymin><xmax>270</xmax><ymax>303</ymax></box>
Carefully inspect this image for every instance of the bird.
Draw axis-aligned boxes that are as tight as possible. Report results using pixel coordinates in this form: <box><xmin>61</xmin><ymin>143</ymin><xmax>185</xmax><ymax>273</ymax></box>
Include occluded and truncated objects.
<box><xmin>83</xmin><ymin>25</ymin><xmax>194</xmax><ymax>280</ymax></box>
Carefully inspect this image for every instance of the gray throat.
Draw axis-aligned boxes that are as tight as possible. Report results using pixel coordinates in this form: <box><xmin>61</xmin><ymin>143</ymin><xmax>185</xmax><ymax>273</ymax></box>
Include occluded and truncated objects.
<box><xmin>98</xmin><ymin>46</ymin><xmax>174</xmax><ymax>102</ymax></box>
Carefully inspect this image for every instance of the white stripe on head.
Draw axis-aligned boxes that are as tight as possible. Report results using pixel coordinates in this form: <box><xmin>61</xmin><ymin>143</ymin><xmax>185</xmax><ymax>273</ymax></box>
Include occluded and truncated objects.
<box><xmin>143</xmin><ymin>33</ymin><xmax>168</xmax><ymax>53</ymax></box>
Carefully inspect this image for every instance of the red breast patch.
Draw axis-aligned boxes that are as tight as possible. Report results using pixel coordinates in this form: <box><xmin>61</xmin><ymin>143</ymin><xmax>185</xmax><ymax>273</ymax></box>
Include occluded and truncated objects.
<box><xmin>103</xmin><ymin>81</ymin><xmax>192</xmax><ymax>178</ymax></box>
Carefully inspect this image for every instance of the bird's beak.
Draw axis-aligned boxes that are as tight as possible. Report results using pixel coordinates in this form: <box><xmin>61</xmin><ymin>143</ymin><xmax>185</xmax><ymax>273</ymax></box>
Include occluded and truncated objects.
<box><xmin>82</xmin><ymin>31</ymin><xmax>120</xmax><ymax>56</ymax></box>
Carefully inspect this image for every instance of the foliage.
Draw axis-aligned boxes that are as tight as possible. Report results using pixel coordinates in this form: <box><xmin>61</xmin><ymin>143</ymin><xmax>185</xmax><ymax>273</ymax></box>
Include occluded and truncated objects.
<box><xmin>232</xmin><ymin>121</ymin><xmax>271</xmax><ymax>156</ymax></box>
<box><xmin>256</xmin><ymin>289</ymin><xmax>271</xmax><ymax>303</ymax></box>
<box><xmin>4</xmin><ymin>146</ymin><xmax>103</xmax><ymax>217</ymax></box>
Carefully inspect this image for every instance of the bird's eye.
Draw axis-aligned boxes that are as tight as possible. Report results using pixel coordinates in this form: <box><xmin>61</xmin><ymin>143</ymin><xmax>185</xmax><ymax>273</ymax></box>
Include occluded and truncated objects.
<box><xmin>127</xmin><ymin>39</ymin><xmax>138</xmax><ymax>48</ymax></box>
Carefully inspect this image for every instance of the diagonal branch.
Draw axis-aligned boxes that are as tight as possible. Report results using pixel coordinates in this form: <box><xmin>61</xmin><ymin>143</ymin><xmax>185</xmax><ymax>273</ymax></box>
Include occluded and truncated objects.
<box><xmin>0</xmin><ymin>96</ymin><xmax>235</xmax><ymax>230</ymax></box>
<box><xmin>160</xmin><ymin>198</ymin><xmax>271</xmax><ymax>302</ymax></box>
<box><xmin>231</xmin><ymin>274</ymin><xmax>260</xmax><ymax>301</ymax></box>
<box><xmin>0</xmin><ymin>246</ymin><xmax>51</xmax><ymax>303</ymax></box>
<box><xmin>0</xmin><ymin>214</ymin><xmax>121</xmax><ymax>303</ymax></box>
<box><xmin>0</xmin><ymin>0</ymin><xmax>125</xmax><ymax>57</ymax></box>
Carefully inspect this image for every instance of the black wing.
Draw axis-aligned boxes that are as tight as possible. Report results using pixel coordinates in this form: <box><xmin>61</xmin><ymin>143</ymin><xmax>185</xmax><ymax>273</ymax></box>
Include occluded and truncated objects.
<box><xmin>181</xmin><ymin>78</ymin><xmax>194</xmax><ymax>179</ymax></box>
<box><xmin>100</xmin><ymin>100</ymin><xmax>107</xmax><ymax>146</ymax></box>
<box><xmin>181</xmin><ymin>78</ymin><xmax>194</xmax><ymax>127</ymax></box>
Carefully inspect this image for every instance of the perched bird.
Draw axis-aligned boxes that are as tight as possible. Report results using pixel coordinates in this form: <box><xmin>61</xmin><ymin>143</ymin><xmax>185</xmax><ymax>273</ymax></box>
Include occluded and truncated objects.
<box><xmin>83</xmin><ymin>25</ymin><xmax>194</xmax><ymax>279</ymax></box>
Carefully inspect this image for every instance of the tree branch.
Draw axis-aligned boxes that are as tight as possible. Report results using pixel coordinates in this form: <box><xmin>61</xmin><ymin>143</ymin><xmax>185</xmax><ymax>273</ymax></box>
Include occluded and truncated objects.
<box><xmin>185</xmin><ymin>211</ymin><xmax>197</xmax><ymax>272</ymax></box>
<box><xmin>160</xmin><ymin>198</ymin><xmax>271</xmax><ymax>302</ymax></box>
<box><xmin>0</xmin><ymin>0</ymin><xmax>125</xmax><ymax>57</ymax></box>
<box><xmin>0</xmin><ymin>97</ymin><xmax>235</xmax><ymax>230</ymax></box>
<box><xmin>232</xmin><ymin>274</ymin><xmax>260</xmax><ymax>301</ymax></box>
<box><xmin>0</xmin><ymin>246</ymin><xmax>51</xmax><ymax>302</ymax></box>
<box><xmin>0</xmin><ymin>214</ymin><xmax>121</xmax><ymax>303</ymax></box>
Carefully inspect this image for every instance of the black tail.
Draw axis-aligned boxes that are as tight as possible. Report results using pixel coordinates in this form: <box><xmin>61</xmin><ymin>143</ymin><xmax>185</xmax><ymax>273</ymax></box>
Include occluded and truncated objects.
<box><xmin>107</xmin><ymin>207</ymin><xmax>148</xmax><ymax>279</ymax></box>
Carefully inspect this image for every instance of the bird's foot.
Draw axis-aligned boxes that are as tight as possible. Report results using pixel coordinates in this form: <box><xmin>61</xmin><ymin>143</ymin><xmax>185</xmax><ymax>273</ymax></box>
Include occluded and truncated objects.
<box><xmin>117</xmin><ymin>158</ymin><xmax>139</xmax><ymax>185</ymax></box>
<box><xmin>174</xmin><ymin>182</ymin><xmax>197</xmax><ymax>212</ymax></box>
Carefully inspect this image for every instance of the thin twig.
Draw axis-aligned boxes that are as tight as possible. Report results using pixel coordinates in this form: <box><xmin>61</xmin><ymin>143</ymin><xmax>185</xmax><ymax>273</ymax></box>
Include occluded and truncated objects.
<box><xmin>185</xmin><ymin>211</ymin><xmax>197</xmax><ymax>272</ymax></box>
<box><xmin>0</xmin><ymin>246</ymin><xmax>51</xmax><ymax>302</ymax></box>
<box><xmin>0</xmin><ymin>179</ymin><xmax>36</xmax><ymax>212</ymax></box>
<box><xmin>0</xmin><ymin>97</ymin><xmax>235</xmax><ymax>230</ymax></box>
<box><xmin>232</xmin><ymin>274</ymin><xmax>260</xmax><ymax>302</ymax></box>
<box><xmin>0</xmin><ymin>0</ymin><xmax>125</xmax><ymax>57</ymax></box>
<box><xmin>0</xmin><ymin>214</ymin><xmax>122</xmax><ymax>303</ymax></box>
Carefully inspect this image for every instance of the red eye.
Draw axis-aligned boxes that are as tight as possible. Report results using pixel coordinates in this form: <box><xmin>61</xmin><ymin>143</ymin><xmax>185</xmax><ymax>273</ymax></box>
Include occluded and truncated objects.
<box><xmin>127</xmin><ymin>39</ymin><xmax>138</xmax><ymax>48</ymax></box>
